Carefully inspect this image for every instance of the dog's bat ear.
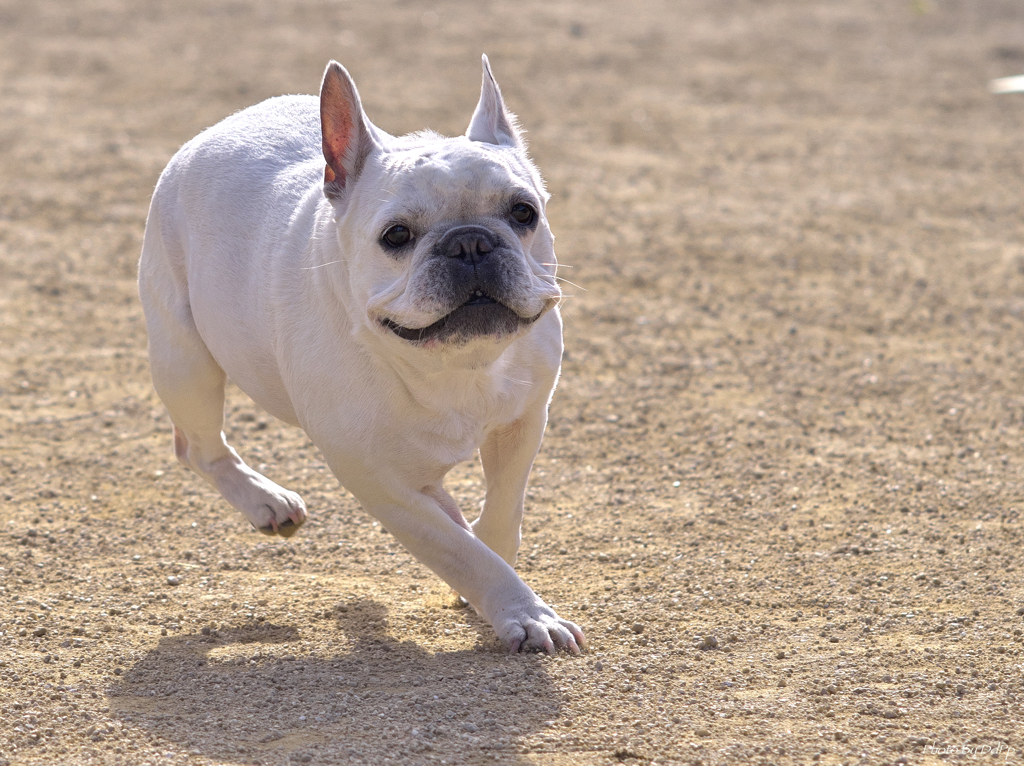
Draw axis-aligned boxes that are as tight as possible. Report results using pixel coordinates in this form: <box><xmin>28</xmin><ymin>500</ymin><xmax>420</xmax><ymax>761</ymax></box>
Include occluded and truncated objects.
<box><xmin>467</xmin><ymin>55</ymin><xmax>524</xmax><ymax>148</ymax></box>
<box><xmin>320</xmin><ymin>61</ymin><xmax>377</xmax><ymax>200</ymax></box>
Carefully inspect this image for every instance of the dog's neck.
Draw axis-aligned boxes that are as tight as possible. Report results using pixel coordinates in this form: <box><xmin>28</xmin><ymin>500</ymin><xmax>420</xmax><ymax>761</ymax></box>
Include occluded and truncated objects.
<box><xmin>379</xmin><ymin>332</ymin><xmax>534</xmax><ymax>412</ymax></box>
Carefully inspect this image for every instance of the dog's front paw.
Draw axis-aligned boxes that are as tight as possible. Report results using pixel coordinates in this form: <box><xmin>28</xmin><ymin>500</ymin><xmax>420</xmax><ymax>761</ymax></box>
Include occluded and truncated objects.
<box><xmin>495</xmin><ymin>604</ymin><xmax>585</xmax><ymax>655</ymax></box>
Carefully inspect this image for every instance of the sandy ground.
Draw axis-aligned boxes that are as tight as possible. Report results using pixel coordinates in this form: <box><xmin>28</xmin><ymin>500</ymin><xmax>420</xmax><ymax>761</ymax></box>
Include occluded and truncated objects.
<box><xmin>2</xmin><ymin>0</ymin><xmax>1024</xmax><ymax>764</ymax></box>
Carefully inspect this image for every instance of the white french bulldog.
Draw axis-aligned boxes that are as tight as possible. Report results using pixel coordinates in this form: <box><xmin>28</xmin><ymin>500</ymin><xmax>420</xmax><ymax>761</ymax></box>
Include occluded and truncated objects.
<box><xmin>138</xmin><ymin>57</ymin><xmax>584</xmax><ymax>654</ymax></box>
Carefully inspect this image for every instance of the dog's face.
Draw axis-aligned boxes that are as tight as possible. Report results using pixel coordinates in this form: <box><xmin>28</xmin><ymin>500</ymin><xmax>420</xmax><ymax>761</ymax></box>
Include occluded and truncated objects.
<box><xmin>361</xmin><ymin>137</ymin><xmax>559</xmax><ymax>347</ymax></box>
<box><xmin>319</xmin><ymin>58</ymin><xmax>561</xmax><ymax>351</ymax></box>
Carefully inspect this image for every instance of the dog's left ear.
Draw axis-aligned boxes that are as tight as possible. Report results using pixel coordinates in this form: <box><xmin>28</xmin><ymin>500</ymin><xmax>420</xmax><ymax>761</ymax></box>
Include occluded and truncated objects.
<box><xmin>466</xmin><ymin>55</ymin><xmax>524</xmax><ymax>149</ymax></box>
<box><xmin>320</xmin><ymin>61</ymin><xmax>378</xmax><ymax>200</ymax></box>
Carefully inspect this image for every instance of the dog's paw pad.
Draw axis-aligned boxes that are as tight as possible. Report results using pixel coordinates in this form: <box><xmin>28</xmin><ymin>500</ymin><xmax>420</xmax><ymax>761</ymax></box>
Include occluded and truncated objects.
<box><xmin>275</xmin><ymin>517</ymin><xmax>304</xmax><ymax>538</ymax></box>
<box><xmin>254</xmin><ymin>513</ymin><xmax>306</xmax><ymax>538</ymax></box>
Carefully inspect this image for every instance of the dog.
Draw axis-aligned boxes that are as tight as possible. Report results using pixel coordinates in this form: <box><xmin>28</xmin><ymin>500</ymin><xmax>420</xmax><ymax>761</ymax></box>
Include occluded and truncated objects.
<box><xmin>138</xmin><ymin>56</ymin><xmax>584</xmax><ymax>654</ymax></box>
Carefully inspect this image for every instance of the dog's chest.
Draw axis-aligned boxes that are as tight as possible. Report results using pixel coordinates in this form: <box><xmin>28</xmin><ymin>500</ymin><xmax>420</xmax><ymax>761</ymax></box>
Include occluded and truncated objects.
<box><xmin>402</xmin><ymin>381</ymin><xmax>528</xmax><ymax>468</ymax></box>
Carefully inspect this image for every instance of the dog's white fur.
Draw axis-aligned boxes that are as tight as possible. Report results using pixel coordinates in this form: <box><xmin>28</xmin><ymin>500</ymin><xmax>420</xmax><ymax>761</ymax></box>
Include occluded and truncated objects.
<box><xmin>138</xmin><ymin>57</ymin><xmax>584</xmax><ymax>654</ymax></box>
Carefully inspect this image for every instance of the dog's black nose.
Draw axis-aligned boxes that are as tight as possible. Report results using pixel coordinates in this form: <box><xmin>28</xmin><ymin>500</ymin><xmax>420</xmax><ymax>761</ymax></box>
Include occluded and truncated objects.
<box><xmin>436</xmin><ymin>225</ymin><xmax>498</xmax><ymax>265</ymax></box>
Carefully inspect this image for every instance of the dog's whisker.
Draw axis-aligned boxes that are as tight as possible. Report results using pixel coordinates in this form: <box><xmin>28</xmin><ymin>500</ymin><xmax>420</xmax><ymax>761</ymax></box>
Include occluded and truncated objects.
<box><xmin>538</xmin><ymin>273</ymin><xmax>582</xmax><ymax>287</ymax></box>
<box><xmin>301</xmin><ymin>260</ymin><xmax>344</xmax><ymax>270</ymax></box>
<box><xmin>553</xmin><ymin>277</ymin><xmax>585</xmax><ymax>291</ymax></box>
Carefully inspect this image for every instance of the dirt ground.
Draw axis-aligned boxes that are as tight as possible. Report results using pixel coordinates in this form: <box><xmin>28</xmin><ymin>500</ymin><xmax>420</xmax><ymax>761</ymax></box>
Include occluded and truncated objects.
<box><xmin>2</xmin><ymin>0</ymin><xmax>1024</xmax><ymax>764</ymax></box>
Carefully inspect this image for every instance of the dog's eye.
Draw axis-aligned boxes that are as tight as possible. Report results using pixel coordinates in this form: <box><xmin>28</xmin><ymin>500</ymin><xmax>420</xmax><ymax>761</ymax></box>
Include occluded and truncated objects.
<box><xmin>509</xmin><ymin>203</ymin><xmax>536</xmax><ymax>227</ymax></box>
<box><xmin>381</xmin><ymin>224</ymin><xmax>413</xmax><ymax>249</ymax></box>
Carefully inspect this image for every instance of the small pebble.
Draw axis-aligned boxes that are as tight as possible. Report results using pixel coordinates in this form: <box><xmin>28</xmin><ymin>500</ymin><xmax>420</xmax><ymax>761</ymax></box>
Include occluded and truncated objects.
<box><xmin>702</xmin><ymin>635</ymin><xmax>719</xmax><ymax>650</ymax></box>
<box><xmin>166</xmin><ymin>576</ymin><xmax>181</xmax><ymax>586</ymax></box>
<box><xmin>631</xmin><ymin>622</ymin><xmax>645</xmax><ymax>634</ymax></box>
<box><xmin>32</xmin><ymin>627</ymin><xmax>47</xmax><ymax>637</ymax></box>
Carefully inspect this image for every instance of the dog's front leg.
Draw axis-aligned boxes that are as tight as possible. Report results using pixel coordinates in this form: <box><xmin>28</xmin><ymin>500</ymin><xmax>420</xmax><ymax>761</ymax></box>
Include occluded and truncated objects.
<box><xmin>399</xmin><ymin>490</ymin><xmax>583</xmax><ymax>654</ymax></box>
<box><xmin>335</xmin><ymin>462</ymin><xmax>582</xmax><ymax>654</ymax></box>
<box><xmin>468</xmin><ymin>401</ymin><xmax>585</xmax><ymax>653</ymax></box>
<box><xmin>472</xmin><ymin>404</ymin><xmax>548</xmax><ymax>567</ymax></box>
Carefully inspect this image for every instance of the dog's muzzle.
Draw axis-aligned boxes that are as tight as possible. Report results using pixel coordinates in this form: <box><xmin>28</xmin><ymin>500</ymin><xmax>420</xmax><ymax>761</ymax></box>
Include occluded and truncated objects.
<box><xmin>381</xmin><ymin>225</ymin><xmax>547</xmax><ymax>344</ymax></box>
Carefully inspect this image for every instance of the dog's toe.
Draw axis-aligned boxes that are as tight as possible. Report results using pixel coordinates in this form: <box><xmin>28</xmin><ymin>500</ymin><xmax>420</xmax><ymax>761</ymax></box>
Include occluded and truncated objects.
<box><xmin>286</xmin><ymin>503</ymin><xmax>308</xmax><ymax>529</ymax></box>
<box><xmin>255</xmin><ymin>516</ymin><xmax>305</xmax><ymax>538</ymax></box>
<box><xmin>500</xmin><ymin>610</ymin><xmax>585</xmax><ymax>656</ymax></box>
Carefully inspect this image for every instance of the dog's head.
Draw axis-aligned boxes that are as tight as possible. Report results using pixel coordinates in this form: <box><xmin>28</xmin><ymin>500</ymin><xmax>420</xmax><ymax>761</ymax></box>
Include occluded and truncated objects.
<box><xmin>318</xmin><ymin>57</ymin><xmax>561</xmax><ymax>353</ymax></box>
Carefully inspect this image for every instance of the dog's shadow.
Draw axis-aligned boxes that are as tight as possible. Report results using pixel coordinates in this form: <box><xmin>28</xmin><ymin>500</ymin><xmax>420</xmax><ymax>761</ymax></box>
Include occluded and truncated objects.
<box><xmin>108</xmin><ymin>599</ymin><xmax>563</xmax><ymax>764</ymax></box>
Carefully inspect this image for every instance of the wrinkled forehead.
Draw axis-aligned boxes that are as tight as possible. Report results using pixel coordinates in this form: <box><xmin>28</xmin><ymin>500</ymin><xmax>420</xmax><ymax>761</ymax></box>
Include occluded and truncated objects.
<box><xmin>368</xmin><ymin>135</ymin><xmax>545</xmax><ymax>225</ymax></box>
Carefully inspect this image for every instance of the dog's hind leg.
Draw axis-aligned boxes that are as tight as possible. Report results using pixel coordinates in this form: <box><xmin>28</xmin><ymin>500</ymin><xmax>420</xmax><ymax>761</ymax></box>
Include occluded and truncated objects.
<box><xmin>138</xmin><ymin>205</ymin><xmax>307</xmax><ymax>537</ymax></box>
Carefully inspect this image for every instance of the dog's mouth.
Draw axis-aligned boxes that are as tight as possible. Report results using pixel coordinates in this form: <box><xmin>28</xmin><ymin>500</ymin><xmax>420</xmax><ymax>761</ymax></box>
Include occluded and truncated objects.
<box><xmin>381</xmin><ymin>290</ymin><xmax>543</xmax><ymax>345</ymax></box>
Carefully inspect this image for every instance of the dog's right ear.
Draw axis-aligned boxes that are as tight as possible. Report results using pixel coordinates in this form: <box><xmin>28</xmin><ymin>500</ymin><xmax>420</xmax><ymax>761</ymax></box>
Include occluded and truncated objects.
<box><xmin>320</xmin><ymin>61</ymin><xmax>377</xmax><ymax>201</ymax></box>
